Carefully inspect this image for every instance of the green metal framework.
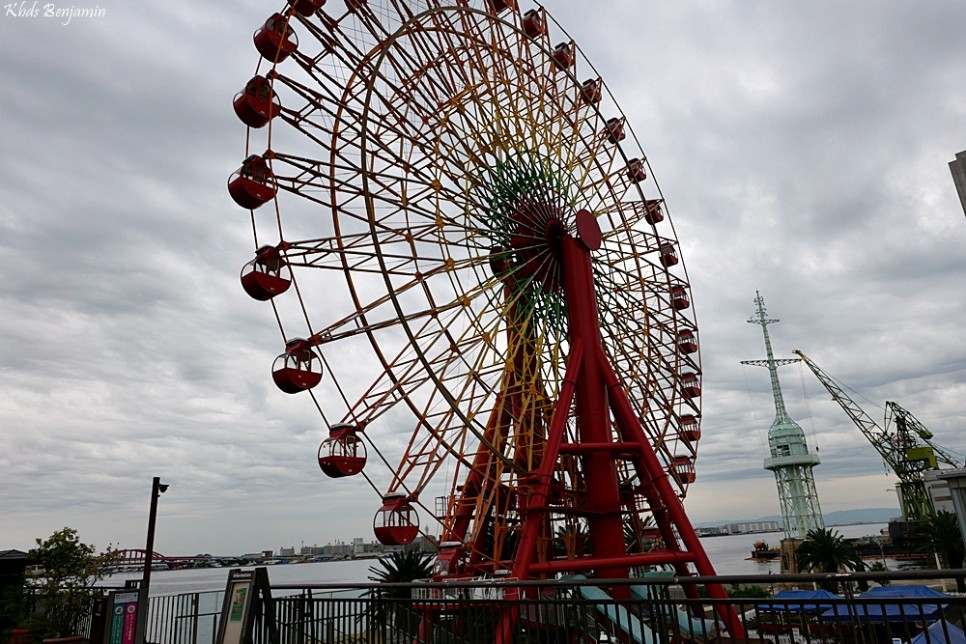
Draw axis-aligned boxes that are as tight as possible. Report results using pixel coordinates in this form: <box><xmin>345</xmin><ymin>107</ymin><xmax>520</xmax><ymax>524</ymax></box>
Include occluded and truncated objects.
<box><xmin>794</xmin><ymin>351</ymin><xmax>961</xmax><ymax>522</ymax></box>
<box><xmin>742</xmin><ymin>293</ymin><xmax>824</xmax><ymax>539</ymax></box>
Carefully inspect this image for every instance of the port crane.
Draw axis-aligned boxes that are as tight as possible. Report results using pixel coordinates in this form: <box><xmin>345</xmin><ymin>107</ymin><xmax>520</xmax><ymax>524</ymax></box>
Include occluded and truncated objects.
<box><xmin>794</xmin><ymin>350</ymin><xmax>962</xmax><ymax>522</ymax></box>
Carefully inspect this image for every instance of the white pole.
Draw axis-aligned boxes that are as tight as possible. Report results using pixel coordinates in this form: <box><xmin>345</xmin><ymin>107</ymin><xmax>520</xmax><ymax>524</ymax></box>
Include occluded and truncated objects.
<box><xmin>935</xmin><ymin>551</ymin><xmax>949</xmax><ymax>592</ymax></box>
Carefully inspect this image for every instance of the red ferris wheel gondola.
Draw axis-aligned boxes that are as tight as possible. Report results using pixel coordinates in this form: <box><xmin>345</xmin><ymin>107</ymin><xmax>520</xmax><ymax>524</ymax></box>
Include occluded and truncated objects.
<box><xmin>318</xmin><ymin>423</ymin><xmax>367</xmax><ymax>478</ymax></box>
<box><xmin>677</xmin><ymin>329</ymin><xmax>698</xmax><ymax>354</ymax></box>
<box><xmin>253</xmin><ymin>13</ymin><xmax>299</xmax><ymax>62</ymax></box>
<box><xmin>626</xmin><ymin>158</ymin><xmax>647</xmax><ymax>183</ymax></box>
<box><xmin>580</xmin><ymin>78</ymin><xmax>602</xmax><ymax>104</ymax></box>
<box><xmin>289</xmin><ymin>0</ymin><xmax>325</xmax><ymax>17</ymax></box>
<box><xmin>603</xmin><ymin>117</ymin><xmax>626</xmax><ymax>144</ymax></box>
<box><xmin>228</xmin><ymin>155</ymin><xmax>276</xmax><ymax>209</ymax></box>
<box><xmin>671</xmin><ymin>456</ymin><xmax>697</xmax><ymax>484</ymax></box>
<box><xmin>522</xmin><ymin>9</ymin><xmax>544</xmax><ymax>38</ymax></box>
<box><xmin>551</xmin><ymin>41</ymin><xmax>574</xmax><ymax>70</ymax></box>
<box><xmin>659</xmin><ymin>241</ymin><xmax>679</xmax><ymax>267</ymax></box>
<box><xmin>681</xmin><ymin>372</ymin><xmax>702</xmax><ymax>399</ymax></box>
<box><xmin>643</xmin><ymin>199</ymin><xmax>664</xmax><ymax>224</ymax></box>
<box><xmin>232</xmin><ymin>76</ymin><xmax>280</xmax><ymax>129</ymax></box>
<box><xmin>679</xmin><ymin>414</ymin><xmax>701</xmax><ymax>443</ymax></box>
<box><xmin>671</xmin><ymin>284</ymin><xmax>691</xmax><ymax>310</ymax></box>
<box><xmin>271</xmin><ymin>338</ymin><xmax>322</xmax><ymax>394</ymax></box>
<box><xmin>240</xmin><ymin>245</ymin><xmax>292</xmax><ymax>301</ymax></box>
<box><xmin>373</xmin><ymin>493</ymin><xmax>419</xmax><ymax>546</ymax></box>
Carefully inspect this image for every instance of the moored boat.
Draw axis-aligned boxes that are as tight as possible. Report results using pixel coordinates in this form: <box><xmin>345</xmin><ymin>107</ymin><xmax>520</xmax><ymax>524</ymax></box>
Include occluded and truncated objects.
<box><xmin>750</xmin><ymin>540</ymin><xmax>780</xmax><ymax>560</ymax></box>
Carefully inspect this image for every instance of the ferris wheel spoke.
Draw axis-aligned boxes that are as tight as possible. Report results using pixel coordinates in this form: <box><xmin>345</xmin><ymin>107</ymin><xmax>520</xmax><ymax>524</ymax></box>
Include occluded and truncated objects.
<box><xmin>390</xmin><ymin>327</ymin><xmax>543</xmax><ymax>497</ymax></box>
<box><xmin>311</xmin><ymin>266</ymin><xmax>492</xmax><ymax>346</ymax></box>
<box><xmin>612</xmin><ymin>199</ymin><xmax>666</xmax><ymax>231</ymax></box>
<box><xmin>384</xmin><ymin>331</ymin><xmax>516</xmax><ymax>494</ymax></box>
<box><xmin>286</xmin><ymin>228</ymin><xmax>460</xmax><ymax>275</ymax></box>
<box><xmin>371</xmin><ymin>11</ymin><xmax>578</xmax><ymax>195</ymax></box>
<box><xmin>341</xmin><ymin>344</ymin><xmax>431</xmax><ymax>426</ymax></box>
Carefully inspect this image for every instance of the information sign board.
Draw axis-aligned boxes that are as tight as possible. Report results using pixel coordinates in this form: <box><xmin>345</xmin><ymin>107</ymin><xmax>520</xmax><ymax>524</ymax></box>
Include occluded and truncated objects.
<box><xmin>215</xmin><ymin>567</ymin><xmax>277</xmax><ymax>644</ymax></box>
<box><xmin>106</xmin><ymin>591</ymin><xmax>140</xmax><ymax>644</ymax></box>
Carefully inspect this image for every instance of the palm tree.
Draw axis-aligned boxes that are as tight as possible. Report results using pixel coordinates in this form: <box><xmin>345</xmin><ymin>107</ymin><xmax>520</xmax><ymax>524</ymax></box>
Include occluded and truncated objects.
<box><xmin>796</xmin><ymin>528</ymin><xmax>864</xmax><ymax>592</ymax></box>
<box><xmin>554</xmin><ymin>520</ymin><xmax>589</xmax><ymax>558</ymax></box>
<box><xmin>624</xmin><ymin>514</ymin><xmax>656</xmax><ymax>554</ymax></box>
<box><xmin>368</xmin><ymin>550</ymin><xmax>434</xmax><ymax>639</ymax></box>
<box><xmin>914</xmin><ymin>510</ymin><xmax>966</xmax><ymax>592</ymax></box>
<box><xmin>368</xmin><ymin>549</ymin><xmax>434</xmax><ymax>589</ymax></box>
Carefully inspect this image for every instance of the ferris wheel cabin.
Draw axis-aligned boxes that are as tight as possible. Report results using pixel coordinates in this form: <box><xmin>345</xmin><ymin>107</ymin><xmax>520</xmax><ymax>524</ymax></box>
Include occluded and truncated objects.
<box><xmin>522</xmin><ymin>9</ymin><xmax>545</xmax><ymax>38</ymax></box>
<box><xmin>659</xmin><ymin>242</ymin><xmax>679</xmax><ymax>267</ymax></box>
<box><xmin>241</xmin><ymin>245</ymin><xmax>292</xmax><ymax>301</ymax></box>
<box><xmin>643</xmin><ymin>200</ymin><xmax>664</xmax><ymax>225</ymax></box>
<box><xmin>228</xmin><ymin>155</ymin><xmax>277</xmax><ymax>209</ymax></box>
<box><xmin>233</xmin><ymin>76</ymin><xmax>280</xmax><ymax>129</ymax></box>
<box><xmin>254</xmin><ymin>13</ymin><xmax>299</xmax><ymax>62</ymax></box>
<box><xmin>551</xmin><ymin>42</ymin><xmax>575</xmax><ymax>70</ymax></box>
<box><xmin>580</xmin><ymin>78</ymin><xmax>602</xmax><ymax>105</ymax></box>
<box><xmin>670</xmin><ymin>285</ymin><xmax>690</xmax><ymax>310</ymax></box>
<box><xmin>289</xmin><ymin>0</ymin><xmax>325</xmax><ymax>17</ymax></box>
<box><xmin>626</xmin><ymin>158</ymin><xmax>647</xmax><ymax>183</ymax></box>
<box><xmin>271</xmin><ymin>338</ymin><xmax>323</xmax><ymax>394</ymax></box>
<box><xmin>678</xmin><ymin>414</ymin><xmax>700</xmax><ymax>443</ymax></box>
<box><xmin>318</xmin><ymin>424</ymin><xmax>367</xmax><ymax>478</ymax></box>
<box><xmin>373</xmin><ymin>493</ymin><xmax>419</xmax><ymax>546</ymax></box>
<box><xmin>676</xmin><ymin>329</ymin><xmax>698</xmax><ymax>354</ymax></box>
<box><xmin>485</xmin><ymin>0</ymin><xmax>516</xmax><ymax>13</ymax></box>
<box><xmin>681</xmin><ymin>372</ymin><xmax>701</xmax><ymax>399</ymax></box>
<box><xmin>671</xmin><ymin>456</ymin><xmax>696</xmax><ymax>484</ymax></box>
<box><xmin>604</xmin><ymin>117</ymin><xmax>626</xmax><ymax>144</ymax></box>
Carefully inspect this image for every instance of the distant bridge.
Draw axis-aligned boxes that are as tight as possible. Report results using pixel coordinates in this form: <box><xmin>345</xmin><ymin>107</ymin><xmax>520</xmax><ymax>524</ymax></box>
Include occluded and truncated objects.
<box><xmin>108</xmin><ymin>549</ymin><xmax>213</xmax><ymax>570</ymax></box>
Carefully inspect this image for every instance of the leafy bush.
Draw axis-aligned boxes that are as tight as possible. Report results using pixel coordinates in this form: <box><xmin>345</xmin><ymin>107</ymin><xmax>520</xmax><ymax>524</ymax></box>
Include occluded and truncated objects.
<box><xmin>23</xmin><ymin>527</ymin><xmax>115</xmax><ymax>638</ymax></box>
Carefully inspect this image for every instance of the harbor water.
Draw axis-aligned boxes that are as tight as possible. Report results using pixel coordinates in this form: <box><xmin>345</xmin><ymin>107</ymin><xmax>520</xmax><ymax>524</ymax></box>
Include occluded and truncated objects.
<box><xmin>109</xmin><ymin>523</ymin><xmax>903</xmax><ymax>597</ymax></box>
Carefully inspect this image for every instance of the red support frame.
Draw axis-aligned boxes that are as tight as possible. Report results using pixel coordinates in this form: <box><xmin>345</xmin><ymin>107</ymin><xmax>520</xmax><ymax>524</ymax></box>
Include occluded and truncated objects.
<box><xmin>499</xmin><ymin>220</ymin><xmax>745</xmax><ymax>638</ymax></box>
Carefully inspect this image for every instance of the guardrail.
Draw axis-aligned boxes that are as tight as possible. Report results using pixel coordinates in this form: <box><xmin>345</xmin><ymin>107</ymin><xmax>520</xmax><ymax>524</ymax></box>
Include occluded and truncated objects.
<box><xmin>136</xmin><ymin>568</ymin><xmax>966</xmax><ymax>644</ymax></box>
<box><xmin>144</xmin><ymin>590</ymin><xmax>223</xmax><ymax>644</ymax></box>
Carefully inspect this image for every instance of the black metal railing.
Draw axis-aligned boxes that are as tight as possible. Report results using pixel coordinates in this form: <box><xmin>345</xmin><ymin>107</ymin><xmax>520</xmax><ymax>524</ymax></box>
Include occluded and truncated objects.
<box><xmin>136</xmin><ymin>568</ymin><xmax>966</xmax><ymax>644</ymax></box>
<box><xmin>144</xmin><ymin>590</ymin><xmax>223</xmax><ymax>644</ymax></box>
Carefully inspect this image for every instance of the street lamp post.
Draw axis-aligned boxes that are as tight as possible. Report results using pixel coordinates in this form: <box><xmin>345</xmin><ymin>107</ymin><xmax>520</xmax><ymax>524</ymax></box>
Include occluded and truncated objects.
<box><xmin>137</xmin><ymin>476</ymin><xmax>168</xmax><ymax>644</ymax></box>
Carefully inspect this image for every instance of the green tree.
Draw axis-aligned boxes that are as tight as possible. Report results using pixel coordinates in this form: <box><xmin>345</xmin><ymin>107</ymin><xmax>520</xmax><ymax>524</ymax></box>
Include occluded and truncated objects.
<box><xmin>795</xmin><ymin>528</ymin><xmax>864</xmax><ymax>592</ymax></box>
<box><xmin>24</xmin><ymin>527</ymin><xmax>114</xmax><ymax>638</ymax></box>
<box><xmin>867</xmin><ymin>560</ymin><xmax>891</xmax><ymax>586</ymax></box>
<box><xmin>727</xmin><ymin>583</ymin><xmax>771</xmax><ymax>599</ymax></box>
<box><xmin>914</xmin><ymin>511</ymin><xmax>966</xmax><ymax>592</ymax></box>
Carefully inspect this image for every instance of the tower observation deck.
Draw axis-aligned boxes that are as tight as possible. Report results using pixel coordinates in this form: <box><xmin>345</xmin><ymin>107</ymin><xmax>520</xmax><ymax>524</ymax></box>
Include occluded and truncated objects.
<box><xmin>742</xmin><ymin>292</ymin><xmax>824</xmax><ymax>539</ymax></box>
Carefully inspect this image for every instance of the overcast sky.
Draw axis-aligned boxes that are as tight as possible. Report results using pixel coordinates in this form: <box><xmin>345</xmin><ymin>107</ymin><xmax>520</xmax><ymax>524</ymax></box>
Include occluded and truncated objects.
<box><xmin>1</xmin><ymin>1</ymin><xmax>964</xmax><ymax>558</ymax></box>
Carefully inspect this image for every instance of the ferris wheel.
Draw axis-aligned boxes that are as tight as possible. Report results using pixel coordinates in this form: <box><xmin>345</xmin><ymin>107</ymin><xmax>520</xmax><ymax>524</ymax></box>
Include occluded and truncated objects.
<box><xmin>230</xmin><ymin>0</ymin><xmax>726</xmax><ymax>605</ymax></box>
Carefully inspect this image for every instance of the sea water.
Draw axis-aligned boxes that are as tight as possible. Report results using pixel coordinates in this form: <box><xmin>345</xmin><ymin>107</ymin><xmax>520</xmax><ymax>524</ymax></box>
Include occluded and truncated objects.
<box><xmin>107</xmin><ymin>522</ymin><xmax>897</xmax><ymax>597</ymax></box>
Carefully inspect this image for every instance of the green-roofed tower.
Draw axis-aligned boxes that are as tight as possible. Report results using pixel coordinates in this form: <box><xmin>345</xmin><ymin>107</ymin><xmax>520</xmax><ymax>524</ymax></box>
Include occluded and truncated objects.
<box><xmin>742</xmin><ymin>292</ymin><xmax>824</xmax><ymax>539</ymax></box>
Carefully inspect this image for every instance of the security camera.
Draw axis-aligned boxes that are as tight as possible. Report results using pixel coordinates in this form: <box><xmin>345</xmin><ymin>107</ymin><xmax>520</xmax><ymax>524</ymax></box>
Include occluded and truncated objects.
<box><xmin>158</xmin><ymin>483</ymin><xmax>170</xmax><ymax>494</ymax></box>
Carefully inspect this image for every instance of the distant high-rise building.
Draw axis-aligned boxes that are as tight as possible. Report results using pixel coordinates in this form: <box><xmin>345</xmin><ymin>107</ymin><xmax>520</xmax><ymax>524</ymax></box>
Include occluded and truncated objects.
<box><xmin>742</xmin><ymin>292</ymin><xmax>824</xmax><ymax>540</ymax></box>
<box><xmin>950</xmin><ymin>150</ymin><xmax>966</xmax><ymax>218</ymax></box>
